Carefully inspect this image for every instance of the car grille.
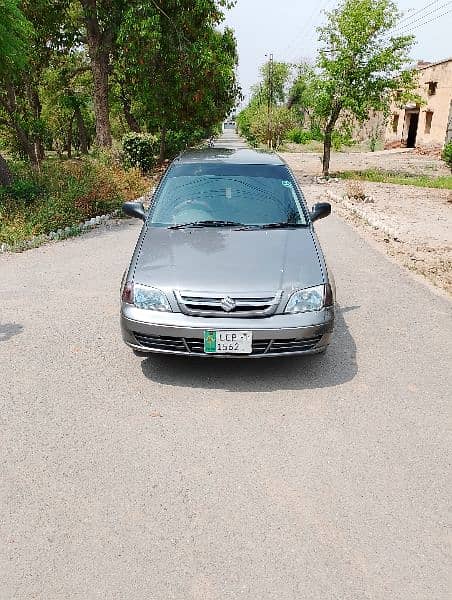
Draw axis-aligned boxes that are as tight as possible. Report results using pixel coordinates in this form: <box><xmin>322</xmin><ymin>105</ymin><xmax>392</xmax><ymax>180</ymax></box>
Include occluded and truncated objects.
<box><xmin>175</xmin><ymin>291</ymin><xmax>282</xmax><ymax>317</ymax></box>
<box><xmin>133</xmin><ymin>333</ymin><xmax>323</xmax><ymax>355</ymax></box>
<box><xmin>133</xmin><ymin>333</ymin><xmax>188</xmax><ymax>353</ymax></box>
<box><xmin>267</xmin><ymin>337</ymin><xmax>323</xmax><ymax>354</ymax></box>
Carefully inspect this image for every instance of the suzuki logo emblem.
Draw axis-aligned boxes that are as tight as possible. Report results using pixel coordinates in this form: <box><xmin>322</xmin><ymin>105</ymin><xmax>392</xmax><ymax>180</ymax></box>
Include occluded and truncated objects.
<box><xmin>220</xmin><ymin>296</ymin><xmax>236</xmax><ymax>312</ymax></box>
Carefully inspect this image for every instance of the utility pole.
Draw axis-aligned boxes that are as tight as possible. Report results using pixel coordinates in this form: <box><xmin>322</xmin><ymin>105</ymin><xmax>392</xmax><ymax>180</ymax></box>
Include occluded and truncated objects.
<box><xmin>267</xmin><ymin>53</ymin><xmax>274</xmax><ymax>149</ymax></box>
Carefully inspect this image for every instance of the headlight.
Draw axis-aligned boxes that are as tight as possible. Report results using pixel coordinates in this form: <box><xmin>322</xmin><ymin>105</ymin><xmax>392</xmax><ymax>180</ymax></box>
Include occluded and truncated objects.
<box><xmin>122</xmin><ymin>283</ymin><xmax>172</xmax><ymax>312</ymax></box>
<box><xmin>285</xmin><ymin>285</ymin><xmax>328</xmax><ymax>313</ymax></box>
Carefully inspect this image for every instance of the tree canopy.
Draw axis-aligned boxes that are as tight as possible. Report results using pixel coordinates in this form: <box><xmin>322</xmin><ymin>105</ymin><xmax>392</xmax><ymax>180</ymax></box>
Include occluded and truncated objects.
<box><xmin>237</xmin><ymin>0</ymin><xmax>416</xmax><ymax>173</ymax></box>
<box><xmin>0</xmin><ymin>0</ymin><xmax>33</xmax><ymax>183</ymax></box>
<box><xmin>118</xmin><ymin>0</ymin><xmax>239</xmax><ymax>159</ymax></box>
<box><xmin>0</xmin><ymin>0</ymin><xmax>32</xmax><ymax>75</ymax></box>
<box><xmin>317</xmin><ymin>0</ymin><xmax>415</xmax><ymax>174</ymax></box>
<box><xmin>0</xmin><ymin>0</ymin><xmax>240</xmax><ymax>172</ymax></box>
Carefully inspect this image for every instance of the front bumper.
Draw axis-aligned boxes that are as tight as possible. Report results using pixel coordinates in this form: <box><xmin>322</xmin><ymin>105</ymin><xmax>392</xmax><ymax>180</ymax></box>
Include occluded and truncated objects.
<box><xmin>121</xmin><ymin>304</ymin><xmax>335</xmax><ymax>358</ymax></box>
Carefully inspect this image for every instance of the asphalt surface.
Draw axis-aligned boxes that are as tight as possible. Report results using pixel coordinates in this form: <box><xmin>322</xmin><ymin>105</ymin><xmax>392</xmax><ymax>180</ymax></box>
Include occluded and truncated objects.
<box><xmin>214</xmin><ymin>125</ymin><xmax>248</xmax><ymax>149</ymax></box>
<box><xmin>1</xmin><ymin>134</ymin><xmax>451</xmax><ymax>599</ymax></box>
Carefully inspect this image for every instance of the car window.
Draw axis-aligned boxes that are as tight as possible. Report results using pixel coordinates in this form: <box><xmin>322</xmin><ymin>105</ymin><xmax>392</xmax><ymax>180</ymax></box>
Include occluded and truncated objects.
<box><xmin>148</xmin><ymin>163</ymin><xmax>307</xmax><ymax>227</ymax></box>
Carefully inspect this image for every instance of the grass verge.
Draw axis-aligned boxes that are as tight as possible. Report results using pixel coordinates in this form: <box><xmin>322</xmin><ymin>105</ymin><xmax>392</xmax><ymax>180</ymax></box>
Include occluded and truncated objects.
<box><xmin>333</xmin><ymin>169</ymin><xmax>452</xmax><ymax>190</ymax></box>
<box><xmin>0</xmin><ymin>156</ymin><xmax>151</xmax><ymax>246</ymax></box>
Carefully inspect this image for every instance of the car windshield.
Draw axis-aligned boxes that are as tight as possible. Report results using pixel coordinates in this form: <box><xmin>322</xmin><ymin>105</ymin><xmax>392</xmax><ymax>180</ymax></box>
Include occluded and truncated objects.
<box><xmin>148</xmin><ymin>163</ymin><xmax>307</xmax><ymax>227</ymax></box>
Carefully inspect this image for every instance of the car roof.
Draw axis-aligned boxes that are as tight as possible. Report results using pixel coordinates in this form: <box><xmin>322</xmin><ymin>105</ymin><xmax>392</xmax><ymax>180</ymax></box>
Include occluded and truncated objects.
<box><xmin>174</xmin><ymin>147</ymin><xmax>286</xmax><ymax>166</ymax></box>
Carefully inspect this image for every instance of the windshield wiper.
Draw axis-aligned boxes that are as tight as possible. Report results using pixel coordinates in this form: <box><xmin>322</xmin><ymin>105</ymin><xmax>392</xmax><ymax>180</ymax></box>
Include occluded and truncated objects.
<box><xmin>259</xmin><ymin>222</ymin><xmax>308</xmax><ymax>229</ymax></box>
<box><xmin>169</xmin><ymin>220</ymin><xmax>245</xmax><ymax>230</ymax></box>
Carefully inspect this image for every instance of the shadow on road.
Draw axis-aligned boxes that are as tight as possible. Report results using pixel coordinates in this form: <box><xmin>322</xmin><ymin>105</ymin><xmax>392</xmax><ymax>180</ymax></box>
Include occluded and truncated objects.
<box><xmin>0</xmin><ymin>323</ymin><xmax>23</xmax><ymax>343</ymax></box>
<box><xmin>140</xmin><ymin>305</ymin><xmax>358</xmax><ymax>392</ymax></box>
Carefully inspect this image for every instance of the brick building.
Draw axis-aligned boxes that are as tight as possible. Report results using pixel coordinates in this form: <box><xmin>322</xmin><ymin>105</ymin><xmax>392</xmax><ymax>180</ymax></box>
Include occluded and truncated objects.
<box><xmin>385</xmin><ymin>58</ymin><xmax>452</xmax><ymax>150</ymax></box>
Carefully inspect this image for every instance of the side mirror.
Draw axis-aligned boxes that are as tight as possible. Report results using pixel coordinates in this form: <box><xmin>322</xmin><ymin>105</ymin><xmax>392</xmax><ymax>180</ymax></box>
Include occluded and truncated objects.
<box><xmin>123</xmin><ymin>201</ymin><xmax>146</xmax><ymax>221</ymax></box>
<box><xmin>310</xmin><ymin>202</ymin><xmax>331</xmax><ymax>222</ymax></box>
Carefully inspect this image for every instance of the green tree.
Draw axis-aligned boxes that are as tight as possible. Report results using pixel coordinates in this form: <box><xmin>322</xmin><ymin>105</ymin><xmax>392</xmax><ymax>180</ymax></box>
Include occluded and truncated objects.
<box><xmin>0</xmin><ymin>0</ymin><xmax>74</xmax><ymax>167</ymax></box>
<box><xmin>238</xmin><ymin>59</ymin><xmax>293</xmax><ymax>148</ymax></box>
<box><xmin>0</xmin><ymin>0</ymin><xmax>240</xmax><ymax>170</ymax></box>
<box><xmin>0</xmin><ymin>0</ymin><xmax>32</xmax><ymax>183</ymax></box>
<box><xmin>287</xmin><ymin>61</ymin><xmax>323</xmax><ymax>132</ymax></box>
<box><xmin>236</xmin><ymin>97</ymin><xmax>261</xmax><ymax>146</ymax></box>
<box><xmin>0</xmin><ymin>0</ymin><xmax>31</xmax><ymax>76</ymax></box>
<box><xmin>317</xmin><ymin>0</ymin><xmax>415</xmax><ymax>175</ymax></box>
<box><xmin>118</xmin><ymin>0</ymin><xmax>239</xmax><ymax>160</ymax></box>
<box><xmin>251</xmin><ymin>105</ymin><xmax>296</xmax><ymax>149</ymax></box>
<box><xmin>253</xmin><ymin>60</ymin><xmax>292</xmax><ymax>106</ymax></box>
<box><xmin>245</xmin><ymin>59</ymin><xmax>292</xmax><ymax>148</ymax></box>
<box><xmin>41</xmin><ymin>51</ymin><xmax>94</xmax><ymax>156</ymax></box>
<box><xmin>78</xmin><ymin>0</ymin><xmax>128</xmax><ymax>147</ymax></box>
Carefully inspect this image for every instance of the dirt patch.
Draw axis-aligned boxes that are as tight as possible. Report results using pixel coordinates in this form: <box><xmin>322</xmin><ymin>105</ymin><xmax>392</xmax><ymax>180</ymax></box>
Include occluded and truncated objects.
<box><xmin>281</xmin><ymin>150</ymin><xmax>452</xmax><ymax>295</ymax></box>
<box><xmin>300</xmin><ymin>179</ymin><xmax>452</xmax><ymax>295</ymax></box>
<box><xmin>280</xmin><ymin>149</ymin><xmax>450</xmax><ymax>178</ymax></box>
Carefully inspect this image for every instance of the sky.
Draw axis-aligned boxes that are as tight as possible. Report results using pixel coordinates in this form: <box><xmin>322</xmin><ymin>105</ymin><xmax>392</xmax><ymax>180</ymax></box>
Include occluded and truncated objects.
<box><xmin>223</xmin><ymin>0</ymin><xmax>452</xmax><ymax>104</ymax></box>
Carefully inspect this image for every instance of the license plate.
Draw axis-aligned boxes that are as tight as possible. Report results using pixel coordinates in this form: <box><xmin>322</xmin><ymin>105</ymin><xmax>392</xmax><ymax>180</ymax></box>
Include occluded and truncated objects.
<box><xmin>204</xmin><ymin>330</ymin><xmax>253</xmax><ymax>354</ymax></box>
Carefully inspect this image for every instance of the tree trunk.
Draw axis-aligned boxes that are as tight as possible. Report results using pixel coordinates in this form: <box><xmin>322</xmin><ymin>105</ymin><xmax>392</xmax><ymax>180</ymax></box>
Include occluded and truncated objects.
<box><xmin>322</xmin><ymin>104</ymin><xmax>342</xmax><ymax>177</ymax></box>
<box><xmin>74</xmin><ymin>105</ymin><xmax>89</xmax><ymax>154</ymax></box>
<box><xmin>35</xmin><ymin>140</ymin><xmax>45</xmax><ymax>163</ymax></box>
<box><xmin>13</xmin><ymin>121</ymin><xmax>39</xmax><ymax>167</ymax></box>
<box><xmin>90</xmin><ymin>52</ymin><xmax>111</xmax><ymax>147</ymax></box>
<box><xmin>120</xmin><ymin>87</ymin><xmax>141</xmax><ymax>133</ymax></box>
<box><xmin>29</xmin><ymin>88</ymin><xmax>45</xmax><ymax>161</ymax></box>
<box><xmin>82</xmin><ymin>0</ymin><xmax>112</xmax><ymax>147</ymax></box>
<box><xmin>0</xmin><ymin>153</ymin><xmax>13</xmax><ymax>186</ymax></box>
<box><xmin>18</xmin><ymin>126</ymin><xmax>38</xmax><ymax>166</ymax></box>
<box><xmin>67</xmin><ymin>114</ymin><xmax>74</xmax><ymax>158</ymax></box>
<box><xmin>322</xmin><ymin>131</ymin><xmax>333</xmax><ymax>177</ymax></box>
<box><xmin>158</xmin><ymin>126</ymin><xmax>167</xmax><ymax>164</ymax></box>
<box><xmin>2</xmin><ymin>84</ymin><xmax>39</xmax><ymax>167</ymax></box>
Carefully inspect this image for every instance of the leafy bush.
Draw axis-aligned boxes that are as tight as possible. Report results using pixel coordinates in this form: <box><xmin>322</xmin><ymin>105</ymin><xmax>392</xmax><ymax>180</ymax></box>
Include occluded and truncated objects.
<box><xmin>236</xmin><ymin>106</ymin><xmax>258</xmax><ymax>146</ymax></box>
<box><xmin>442</xmin><ymin>141</ymin><xmax>452</xmax><ymax>171</ymax></box>
<box><xmin>309</xmin><ymin>124</ymin><xmax>324</xmax><ymax>142</ymax></box>
<box><xmin>346</xmin><ymin>180</ymin><xmax>367</xmax><ymax>200</ymax></box>
<box><xmin>286</xmin><ymin>127</ymin><xmax>324</xmax><ymax>145</ymax></box>
<box><xmin>0</xmin><ymin>178</ymin><xmax>42</xmax><ymax>203</ymax></box>
<box><xmin>0</xmin><ymin>157</ymin><xmax>150</xmax><ymax>245</ymax></box>
<box><xmin>332</xmin><ymin>129</ymin><xmax>356</xmax><ymax>150</ymax></box>
<box><xmin>122</xmin><ymin>133</ymin><xmax>159</xmax><ymax>172</ymax></box>
<box><xmin>287</xmin><ymin>129</ymin><xmax>312</xmax><ymax>145</ymax></box>
<box><xmin>164</xmin><ymin>128</ymin><xmax>207</xmax><ymax>158</ymax></box>
<box><xmin>237</xmin><ymin>104</ymin><xmax>295</xmax><ymax>149</ymax></box>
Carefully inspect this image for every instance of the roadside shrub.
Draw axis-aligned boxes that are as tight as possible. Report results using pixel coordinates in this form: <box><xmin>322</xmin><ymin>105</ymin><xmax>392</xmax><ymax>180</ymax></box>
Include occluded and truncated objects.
<box><xmin>332</xmin><ymin>129</ymin><xmax>356</xmax><ymax>150</ymax></box>
<box><xmin>164</xmin><ymin>128</ymin><xmax>206</xmax><ymax>158</ymax></box>
<box><xmin>287</xmin><ymin>129</ymin><xmax>314</xmax><ymax>145</ymax></box>
<box><xmin>0</xmin><ymin>157</ymin><xmax>151</xmax><ymax>245</ymax></box>
<box><xmin>346</xmin><ymin>180</ymin><xmax>366</xmax><ymax>201</ymax></box>
<box><xmin>0</xmin><ymin>178</ymin><xmax>42</xmax><ymax>204</ymax></box>
<box><xmin>122</xmin><ymin>132</ymin><xmax>159</xmax><ymax>172</ymax></box>
<box><xmin>236</xmin><ymin>106</ymin><xmax>256</xmax><ymax>145</ymax></box>
<box><xmin>442</xmin><ymin>141</ymin><xmax>452</xmax><ymax>171</ymax></box>
<box><xmin>246</xmin><ymin>105</ymin><xmax>296</xmax><ymax>149</ymax></box>
<box><xmin>369</xmin><ymin>134</ymin><xmax>378</xmax><ymax>152</ymax></box>
<box><xmin>286</xmin><ymin>127</ymin><xmax>324</xmax><ymax>145</ymax></box>
<box><xmin>310</xmin><ymin>124</ymin><xmax>324</xmax><ymax>141</ymax></box>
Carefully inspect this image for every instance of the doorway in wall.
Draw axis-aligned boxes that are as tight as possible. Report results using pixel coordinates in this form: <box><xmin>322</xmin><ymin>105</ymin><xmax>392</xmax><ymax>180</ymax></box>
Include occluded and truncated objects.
<box><xmin>406</xmin><ymin>111</ymin><xmax>419</xmax><ymax>147</ymax></box>
<box><xmin>446</xmin><ymin>100</ymin><xmax>452</xmax><ymax>143</ymax></box>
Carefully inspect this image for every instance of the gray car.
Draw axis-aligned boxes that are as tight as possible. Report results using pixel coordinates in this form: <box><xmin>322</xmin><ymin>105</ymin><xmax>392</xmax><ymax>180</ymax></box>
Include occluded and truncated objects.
<box><xmin>120</xmin><ymin>148</ymin><xmax>335</xmax><ymax>358</ymax></box>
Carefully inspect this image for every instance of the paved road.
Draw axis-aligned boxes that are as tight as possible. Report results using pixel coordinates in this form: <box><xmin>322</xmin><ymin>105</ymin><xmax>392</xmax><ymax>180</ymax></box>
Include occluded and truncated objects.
<box><xmin>1</xmin><ymin>139</ymin><xmax>451</xmax><ymax>599</ymax></box>
<box><xmin>214</xmin><ymin>125</ymin><xmax>248</xmax><ymax>149</ymax></box>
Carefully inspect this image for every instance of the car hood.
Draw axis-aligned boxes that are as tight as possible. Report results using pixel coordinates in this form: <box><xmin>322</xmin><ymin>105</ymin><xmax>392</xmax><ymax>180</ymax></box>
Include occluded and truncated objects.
<box><xmin>134</xmin><ymin>227</ymin><xmax>324</xmax><ymax>293</ymax></box>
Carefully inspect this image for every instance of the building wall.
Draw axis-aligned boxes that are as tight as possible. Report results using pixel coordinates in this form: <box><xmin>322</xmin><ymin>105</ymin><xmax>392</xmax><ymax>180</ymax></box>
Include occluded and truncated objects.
<box><xmin>385</xmin><ymin>59</ymin><xmax>452</xmax><ymax>149</ymax></box>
